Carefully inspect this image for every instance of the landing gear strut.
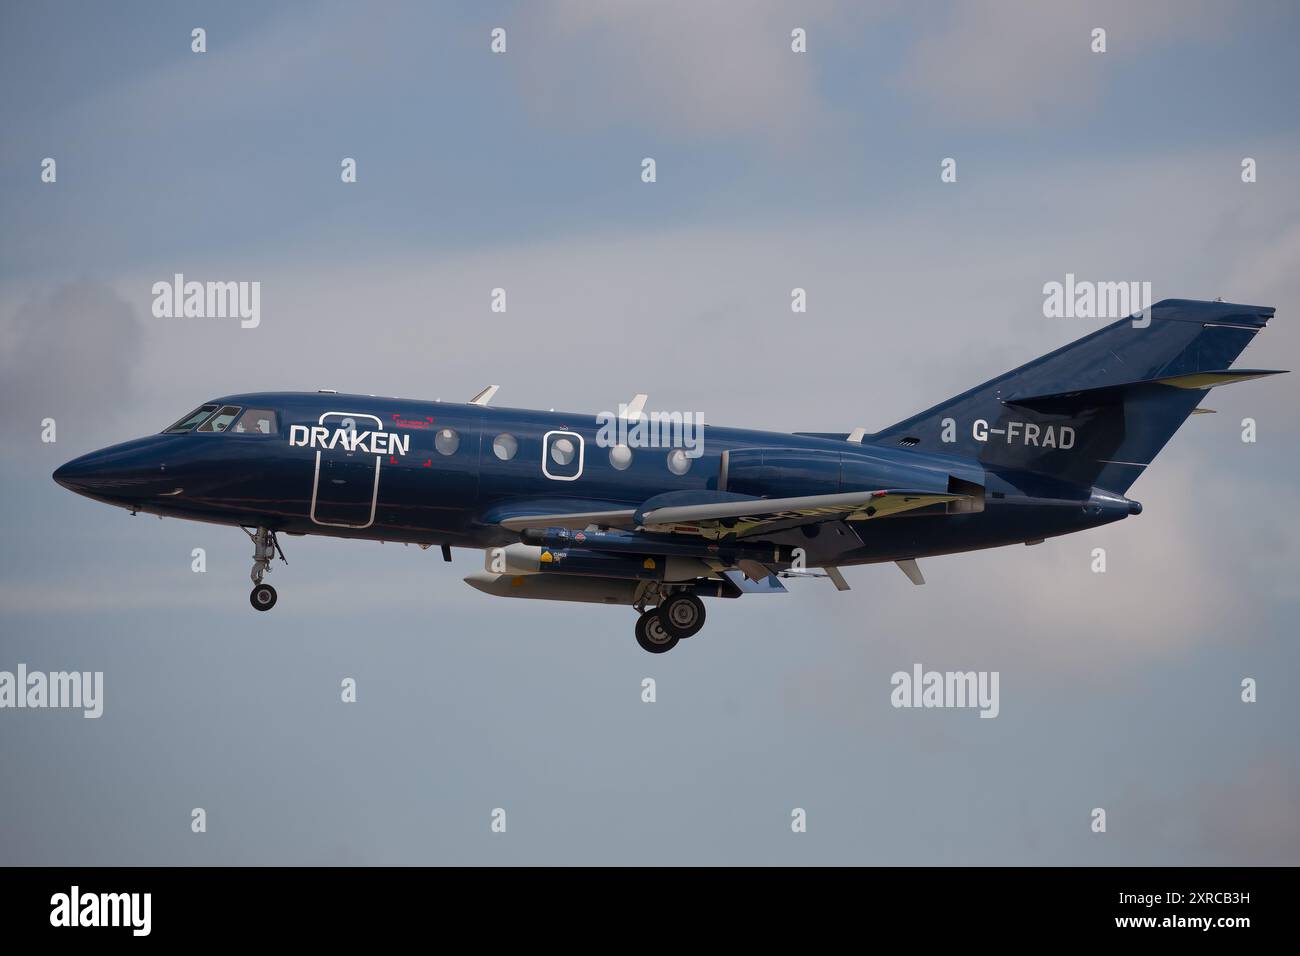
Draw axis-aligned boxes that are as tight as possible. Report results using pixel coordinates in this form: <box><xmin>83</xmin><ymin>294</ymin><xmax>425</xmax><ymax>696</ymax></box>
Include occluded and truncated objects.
<box><xmin>242</xmin><ymin>526</ymin><xmax>286</xmax><ymax>612</ymax></box>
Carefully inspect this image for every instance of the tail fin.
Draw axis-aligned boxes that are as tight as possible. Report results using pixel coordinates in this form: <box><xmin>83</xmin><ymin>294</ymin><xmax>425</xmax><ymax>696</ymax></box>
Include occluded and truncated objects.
<box><xmin>870</xmin><ymin>299</ymin><xmax>1284</xmax><ymax>494</ymax></box>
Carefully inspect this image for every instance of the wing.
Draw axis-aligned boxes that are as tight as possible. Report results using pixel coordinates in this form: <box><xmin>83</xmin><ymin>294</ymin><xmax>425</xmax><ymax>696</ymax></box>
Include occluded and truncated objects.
<box><xmin>636</xmin><ymin>489</ymin><xmax>965</xmax><ymax>539</ymax></box>
<box><xmin>487</xmin><ymin>489</ymin><xmax>964</xmax><ymax>540</ymax></box>
<box><xmin>485</xmin><ymin>499</ymin><xmax>638</xmax><ymax>533</ymax></box>
<box><xmin>479</xmin><ymin>490</ymin><xmax>963</xmax><ymax>599</ymax></box>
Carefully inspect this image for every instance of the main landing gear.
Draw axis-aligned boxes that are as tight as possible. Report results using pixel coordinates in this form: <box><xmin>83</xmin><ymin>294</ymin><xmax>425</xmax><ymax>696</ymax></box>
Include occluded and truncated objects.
<box><xmin>633</xmin><ymin>593</ymin><xmax>706</xmax><ymax>654</ymax></box>
<box><xmin>243</xmin><ymin>526</ymin><xmax>286</xmax><ymax>612</ymax></box>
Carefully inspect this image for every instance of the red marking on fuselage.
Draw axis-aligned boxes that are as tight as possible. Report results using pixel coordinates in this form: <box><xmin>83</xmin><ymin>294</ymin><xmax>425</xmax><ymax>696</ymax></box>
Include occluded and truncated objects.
<box><xmin>392</xmin><ymin>414</ymin><xmax>433</xmax><ymax>430</ymax></box>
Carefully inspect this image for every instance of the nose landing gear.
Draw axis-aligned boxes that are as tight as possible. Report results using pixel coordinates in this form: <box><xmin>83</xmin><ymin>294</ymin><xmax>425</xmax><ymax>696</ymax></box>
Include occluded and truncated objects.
<box><xmin>242</xmin><ymin>526</ymin><xmax>286</xmax><ymax>612</ymax></box>
<box><xmin>250</xmin><ymin>582</ymin><xmax>278</xmax><ymax>611</ymax></box>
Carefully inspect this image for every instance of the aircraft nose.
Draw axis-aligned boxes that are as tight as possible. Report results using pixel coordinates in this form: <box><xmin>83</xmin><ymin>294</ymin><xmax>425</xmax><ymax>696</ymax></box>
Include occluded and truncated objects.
<box><xmin>52</xmin><ymin>450</ymin><xmax>124</xmax><ymax>496</ymax></box>
<box><xmin>52</xmin><ymin>440</ymin><xmax>178</xmax><ymax>501</ymax></box>
<box><xmin>52</xmin><ymin>453</ymin><xmax>102</xmax><ymax>493</ymax></box>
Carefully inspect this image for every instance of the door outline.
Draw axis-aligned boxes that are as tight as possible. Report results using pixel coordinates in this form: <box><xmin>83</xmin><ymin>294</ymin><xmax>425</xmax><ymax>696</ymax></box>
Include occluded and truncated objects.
<box><xmin>310</xmin><ymin>411</ymin><xmax>385</xmax><ymax>528</ymax></box>
<box><xmin>541</xmin><ymin>430</ymin><xmax>584</xmax><ymax>482</ymax></box>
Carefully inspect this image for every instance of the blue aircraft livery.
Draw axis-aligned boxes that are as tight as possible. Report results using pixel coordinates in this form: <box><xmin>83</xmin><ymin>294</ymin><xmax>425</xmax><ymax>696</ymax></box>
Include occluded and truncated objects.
<box><xmin>53</xmin><ymin>299</ymin><xmax>1285</xmax><ymax>653</ymax></box>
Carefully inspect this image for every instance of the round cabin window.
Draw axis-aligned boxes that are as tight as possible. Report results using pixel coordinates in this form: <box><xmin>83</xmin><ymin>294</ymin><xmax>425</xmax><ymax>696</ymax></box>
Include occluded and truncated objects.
<box><xmin>493</xmin><ymin>433</ymin><xmax>518</xmax><ymax>460</ymax></box>
<box><xmin>435</xmin><ymin>428</ymin><xmax>459</xmax><ymax>456</ymax></box>
<box><xmin>666</xmin><ymin>448</ymin><xmax>691</xmax><ymax>475</ymax></box>
<box><xmin>550</xmin><ymin>437</ymin><xmax>577</xmax><ymax>466</ymax></box>
<box><xmin>609</xmin><ymin>444</ymin><xmax>633</xmax><ymax>470</ymax></box>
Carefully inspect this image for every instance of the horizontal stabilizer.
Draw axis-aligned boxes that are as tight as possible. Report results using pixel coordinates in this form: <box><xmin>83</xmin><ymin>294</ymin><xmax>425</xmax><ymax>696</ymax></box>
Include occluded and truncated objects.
<box><xmin>1006</xmin><ymin>369</ymin><xmax>1286</xmax><ymax>413</ymax></box>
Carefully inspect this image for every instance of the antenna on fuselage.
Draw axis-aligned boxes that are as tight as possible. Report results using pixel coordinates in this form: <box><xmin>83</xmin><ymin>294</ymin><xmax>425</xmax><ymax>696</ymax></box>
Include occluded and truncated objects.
<box><xmin>623</xmin><ymin>393</ymin><xmax>648</xmax><ymax>421</ymax></box>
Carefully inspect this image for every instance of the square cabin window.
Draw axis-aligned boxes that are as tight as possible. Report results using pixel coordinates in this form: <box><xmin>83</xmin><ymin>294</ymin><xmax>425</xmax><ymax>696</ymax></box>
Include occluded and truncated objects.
<box><xmin>197</xmin><ymin>405</ymin><xmax>242</xmax><ymax>433</ymax></box>
<box><xmin>164</xmin><ymin>404</ymin><xmax>218</xmax><ymax>433</ymax></box>
<box><xmin>231</xmin><ymin>408</ymin><xmax>278</xmax><ymax>435</ymax></box>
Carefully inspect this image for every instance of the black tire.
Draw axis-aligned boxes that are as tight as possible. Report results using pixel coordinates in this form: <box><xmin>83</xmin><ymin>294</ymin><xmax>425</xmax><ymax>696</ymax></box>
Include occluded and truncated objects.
<box><xmin>658</xmin><ymin>593</ymin><xmax>705</xmax><ymax>638</ymax></box>
<box><xmin>250</xmin><ymin>583</ymin><xmax>278</xmax><ymax>611</ymax></box>
<box><xmin>634</xmin><ymin>609</ymin><xmax>678</xmax><ymax>653</ymax></box>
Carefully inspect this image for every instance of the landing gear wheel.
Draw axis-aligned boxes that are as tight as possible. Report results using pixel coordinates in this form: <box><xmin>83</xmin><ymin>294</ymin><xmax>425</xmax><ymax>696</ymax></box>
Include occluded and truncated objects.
<box><xmin>634</xmin><ymin>609</ymin><xmax>679</xmax><ymax>653</ymax></box>
<box><xmin>250</xmin><ymin>583</ymin><xmax>278</xmax><ymax>611</ymax></box>
<box><xmin>658</xmin><ymin>593</ymin><xmax>705</xmax><ymax>638</ymax></box>
<box><xmin>243</xmin><ymin>526</ymin><xmax>287</xmax><ymax>608</ymax></box>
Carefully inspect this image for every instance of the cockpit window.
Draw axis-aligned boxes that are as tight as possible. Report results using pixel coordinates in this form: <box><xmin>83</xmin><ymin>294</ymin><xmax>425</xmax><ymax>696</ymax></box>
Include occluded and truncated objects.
<box><xmin>231</xmin><ymin>407</ymin><xmax>278</xmax><ymax>435</ymax></box>
<box><xmin>197</xmin><ymin>405</ymin><xmax>243</xmax><ymax>433</ymax></box>
<box><xmin>163</xmin><ymin>404</ymin><xmax>219</xmax><ymax>433</ymax></box>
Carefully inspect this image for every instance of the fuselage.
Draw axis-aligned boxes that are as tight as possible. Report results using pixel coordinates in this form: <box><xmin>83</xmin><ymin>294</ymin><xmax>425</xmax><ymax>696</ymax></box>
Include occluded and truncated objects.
<box><xmin>52</xmin><ymin>391</ymin><xmax>1134</xmax><ymax>566</ymax></box>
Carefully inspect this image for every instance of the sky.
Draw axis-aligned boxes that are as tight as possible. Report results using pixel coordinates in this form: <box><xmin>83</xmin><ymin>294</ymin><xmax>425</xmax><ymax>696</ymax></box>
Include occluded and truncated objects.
<box><xmin>1</xmin><ymin>0</ymin><xmax>1298</xmax><ymax>865</ymax></box>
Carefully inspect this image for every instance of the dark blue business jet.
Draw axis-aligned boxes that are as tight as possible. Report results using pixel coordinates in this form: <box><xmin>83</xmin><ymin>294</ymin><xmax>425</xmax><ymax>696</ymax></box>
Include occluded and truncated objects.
<box><xmin>54</xmin><ymin>299</ymin><xmax>1283</xmax><ymax>652</ymax></box>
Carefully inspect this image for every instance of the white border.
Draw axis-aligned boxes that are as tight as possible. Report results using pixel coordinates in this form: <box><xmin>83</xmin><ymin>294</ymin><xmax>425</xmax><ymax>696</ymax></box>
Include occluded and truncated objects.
<box><xmin>541</xmin><ymin>429</ymin><xmax>584</xmax><ymax>482</ymax></box>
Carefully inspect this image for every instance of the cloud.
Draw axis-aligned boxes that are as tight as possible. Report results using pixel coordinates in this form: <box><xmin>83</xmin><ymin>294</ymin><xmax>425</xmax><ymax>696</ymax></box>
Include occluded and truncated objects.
<box><xmin>115</xmin><ymin>139</ymin><xmax>1300</xmax><ymax>422</ymax></box>
<box><xmin>0</xmin><ymin>3</ymin><xmax>375</xmax><ymax>168</ymax></box>
<box><xmin>897</xmin><ymin>0</ymin><xmax>1231</xmax><ymax>124</ymax></box>
<box><xmin>0</xmin><ymin>281</ymin><xmax>142</xmax><ymax>446</ymax></box>
<box><xmin>1195</xmin><ymin>760</ymin><xmax>1300</xmax><ymax>864</ymax></box>
<box><xmin>511</xmin><ymin>0</ymin><xmax>865</xmax><ymax>143</ymax></box>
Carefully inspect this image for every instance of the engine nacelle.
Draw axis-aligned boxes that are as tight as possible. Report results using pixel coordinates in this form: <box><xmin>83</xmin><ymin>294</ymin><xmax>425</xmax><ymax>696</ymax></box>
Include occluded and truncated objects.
<box><xmin>720</xmin><ymin>446</ymin><xmax>983</xmax><ymax>512</ymax></box>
